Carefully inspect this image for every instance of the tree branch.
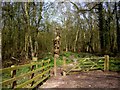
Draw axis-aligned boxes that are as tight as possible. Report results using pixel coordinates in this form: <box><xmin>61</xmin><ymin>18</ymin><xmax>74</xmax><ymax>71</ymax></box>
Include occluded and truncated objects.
<box><xmin>70</xmin><ymin>1</ymin><xmax>99</xmax><ymax>13</ymax></box>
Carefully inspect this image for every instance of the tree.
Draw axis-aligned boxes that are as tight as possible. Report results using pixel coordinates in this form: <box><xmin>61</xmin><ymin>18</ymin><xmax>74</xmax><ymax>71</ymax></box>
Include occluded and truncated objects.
<box><xmin>115</xmin><ymin>2</ymin><xmax>120</xmax><ymax>52</ymax></box>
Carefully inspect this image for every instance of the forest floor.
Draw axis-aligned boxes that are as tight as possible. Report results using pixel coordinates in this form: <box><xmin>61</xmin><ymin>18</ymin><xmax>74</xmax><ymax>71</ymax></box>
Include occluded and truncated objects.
<box><xmin>40</xmin><ymin>68</ymin><xmax>120</xmax><ymax>88</ymax></box>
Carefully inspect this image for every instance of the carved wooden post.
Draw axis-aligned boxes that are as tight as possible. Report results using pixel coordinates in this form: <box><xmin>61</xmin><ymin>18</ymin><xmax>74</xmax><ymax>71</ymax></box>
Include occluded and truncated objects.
<box><xmin>63</xmin><ymin>57</ymin><xmax>66</xmax><ymax>76</ymax></box>
<box><xmin>11</xmin><ymin>65</ymin><xmax>17</xmax><ymax>89</ymax></box>
<box><xmin>54</xmin><ymin>27</ymin><xmax>60</xmax><ymax>76</ymax></box>
<box><xmin>104</xmin><ymin>55</ymin><xmax>109</xmax><ymax>71</ymax></box>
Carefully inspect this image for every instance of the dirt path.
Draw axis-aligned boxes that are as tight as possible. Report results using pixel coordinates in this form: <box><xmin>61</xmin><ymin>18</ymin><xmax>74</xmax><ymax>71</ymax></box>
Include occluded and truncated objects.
<box><xmin>40</xmin><ymin>69</ymin><xmax>120</xmax><ymax>88</ymax></box>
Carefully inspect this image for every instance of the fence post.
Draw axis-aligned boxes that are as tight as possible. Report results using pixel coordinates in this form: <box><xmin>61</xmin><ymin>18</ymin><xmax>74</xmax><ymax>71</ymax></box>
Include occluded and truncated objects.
<box><xmin>48</xmin><ymin>59</ymin><xmax>50</xmax><ymax>77</ymax></box>
<box><xmin>54</xmin><ymin>57</ymin><xmax>57</xmax><ymax>76</ymax></box>
<box><xmin>31</xmin><ymin>63</ymin><xmax>35</xmax><ymax>86</ymax></box>
<box><xmin>11</xmin><ymin>65</ymin><xmax>17</xmax><ymax>89</ymax></box>
<box><xmin>104</xmin><ymin>55</ymin><xmax>109</xmax><ymax>71</ymax></box>
<box><xmin>63</xmin><ymin>57</ymin><xmax>66</xmax><ymax>76</ymax></box>
<box><xmin>42</xmin><ymin>60</ymin><xmax>45</xmax><ymax>78</ymax></box>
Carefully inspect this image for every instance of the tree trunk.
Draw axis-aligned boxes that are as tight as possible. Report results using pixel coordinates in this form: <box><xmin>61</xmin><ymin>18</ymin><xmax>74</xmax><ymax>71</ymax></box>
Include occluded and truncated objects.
<box><xmin>24</xmin><ymin>2</ymin><xmax>30</xmax><ymax>60</ymax></box>
<box><xmin>115</xmin><ymin>2</ymin><xmax>120</xmax><ymax>52</ymax></box>
<box><xmin>65</xmin><ymin>32</ymin><xmax>68</xmax><ymax>52</ymax></box>
<box><xmin>25</xmin><ymin>34</ymin><xmax>29</xmax><ymax>60</ymax></box>
<box><xmin>98</xmin><ymin>2</ymin><xmax>104</xmax><ymax>53</ymax></box>
<box><xmin>74</xmin><ymin>29</ymin><xmax>79</xmax><ymax>52</ymax></box>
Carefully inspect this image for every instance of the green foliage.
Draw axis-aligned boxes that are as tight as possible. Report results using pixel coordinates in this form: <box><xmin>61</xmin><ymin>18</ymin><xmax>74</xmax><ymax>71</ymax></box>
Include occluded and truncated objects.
<box><xmin>62</xmin><ymin>51</ymin><xmax>73</xmax><ymax>57</ymax></box>
<box><xmin>2</xmin><ymin>71</ymin><xmax>11</xmax><ymax>81</ymax></box>
<box><xmin>16</xmin><ymin>67</ymin><xmax>30</xmax><ymax>76</ymax></box>
<box><xmin>77</xmin><ymin>53</ymin><xmax>95</xmax><ymax>58</ymax></box>
<box><xmin>109</xmin><ymin>59</ymin><xmax>120</xmax><ymax>71</ymax></box>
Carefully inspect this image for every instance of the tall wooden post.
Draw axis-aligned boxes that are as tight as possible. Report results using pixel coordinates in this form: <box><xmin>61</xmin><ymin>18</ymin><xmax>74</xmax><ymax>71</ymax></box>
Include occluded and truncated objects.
<box><xmin>54</xmin><ymin>27</ymin><xmax>60</xmax><ymax>76</ymax></box>
<box><xmin>104</xmin><ymin>55</ymin><xmax>109</xmax><ymax>71</ymax></box>
<box><xmin>63</xmin><ymin>57</ymin><xmax>66</xmax><ymax>76</ymax></box>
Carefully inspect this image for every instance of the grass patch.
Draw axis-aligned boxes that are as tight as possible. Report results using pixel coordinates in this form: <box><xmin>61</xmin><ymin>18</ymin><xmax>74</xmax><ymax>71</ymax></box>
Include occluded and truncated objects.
<box><xmin>109</xmin><ymin>59</ymin><xmax>120</xmax><ymax>71</ymax></box>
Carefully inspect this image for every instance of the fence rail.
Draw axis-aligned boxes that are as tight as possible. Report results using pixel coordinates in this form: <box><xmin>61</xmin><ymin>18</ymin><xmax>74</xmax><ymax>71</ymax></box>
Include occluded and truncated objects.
<box><xmin>0</xmin><ymin>59</ymin><xmax>51</xmax><ymax>88</ymax></box>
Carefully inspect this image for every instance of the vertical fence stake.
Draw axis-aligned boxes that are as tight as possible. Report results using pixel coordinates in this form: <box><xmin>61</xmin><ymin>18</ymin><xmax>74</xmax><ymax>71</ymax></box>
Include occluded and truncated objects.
<box><xmin>104</xmin><ymin>55</ymin><xmax>109</xmax><ymax>71</ymax></box>
<box><xmin>63</xmin><ymin>57</ymin><xmax>66</xmax><ymax>76</ymax></box>
<box><xmin>48</xmin><ymin>59</ymin><xmax>50</xmax><ymax>77</ymax></box>
<box><xmin>54</xmin><ymin>57</ymin><xmax>57</xmax><ymax>76</ymax></box>
<box><xmin>31</xmin><ymin>63</ymin><xmax>35</xmax><ymax>86</ymax></box>
<box><xmin>42</xmin><ymin>60</ymin><xmax>45</xmax><ymax>78</ymax></box>
<box><xmin>11</xmin><ymin>65</ymin><xmax>17</xmax><ymax>89</ymax></box>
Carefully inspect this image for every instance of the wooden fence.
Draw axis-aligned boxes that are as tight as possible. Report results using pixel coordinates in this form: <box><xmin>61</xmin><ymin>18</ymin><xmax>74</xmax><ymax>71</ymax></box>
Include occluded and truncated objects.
<box><xmin>63</xmin><ymin>55</ymin><xmax>110</xmax><ymax>76</ymax></box>
<box><xmin>0</xmin><ymin>59</ymin><xmax>51</xmax><ymax>88</ymax></box>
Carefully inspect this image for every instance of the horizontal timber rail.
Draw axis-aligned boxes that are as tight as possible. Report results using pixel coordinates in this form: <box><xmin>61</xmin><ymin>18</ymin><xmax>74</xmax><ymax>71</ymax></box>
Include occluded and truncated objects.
<box><xmin>0</xmin><ymin>59</ymin><xmax>51</xmax><ymax>89</ymax></box>
<box><xmin>78</xmin><ymin>57</ymin><xmax>105</xmax><ymax>60</ymax></box>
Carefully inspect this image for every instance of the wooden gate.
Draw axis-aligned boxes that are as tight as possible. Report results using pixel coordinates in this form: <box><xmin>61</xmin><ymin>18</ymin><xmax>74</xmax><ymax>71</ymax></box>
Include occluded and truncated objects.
<box><xmin>63</xmin><ymin>55</ymin><xmax>109</xmax><ymax>76</ymax></box>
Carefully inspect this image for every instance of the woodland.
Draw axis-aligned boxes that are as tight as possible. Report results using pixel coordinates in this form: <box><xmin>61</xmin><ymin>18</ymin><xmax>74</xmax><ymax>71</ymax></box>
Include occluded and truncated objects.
<box><xmin>1</xmin><ymin>1</ymin><xmax>120</xmax><ymax>67</ymax></box>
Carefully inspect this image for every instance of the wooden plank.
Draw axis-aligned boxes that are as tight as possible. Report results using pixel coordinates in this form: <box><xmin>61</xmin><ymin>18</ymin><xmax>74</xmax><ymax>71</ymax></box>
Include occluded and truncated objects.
<box><xmin>71</xmin><ymin>69</ymin><xmax>82</xmax><ymax>72</ymax></box>
<box><xmin>98</xmin><ymin>63</ymin><xmax>104</xmax><ymax>66</ymax></box>
<box><xmin>0</xmin><ymin>59</ymin><xmax>50</xmax><ymax>73</ymax></box>
<box><xmin>15</xmin><ymin>68</ymin><xmax>51</xmax><ymax>88</ymax></box>
<box><xmin>30</xmin><ymin>75</ymin><xmax>49</xmax><ymax>88</ymax></box>
<box><xmin>2</xmin><ymin>64</ymin><xmax>50</xmax><ymax>85</ymax></box>
<box><xmin>0</xmin><ymin>62</ymin><xmax>41</xmax><ymax>73</ymax></box>
<box><xmin>81</xmin><ymin>65</ymin><xmax>95</xmax><ymax>67</ymax></box>
<box><xmin>78</xmin><ymin>57</ymin><xmax>104</xmax><ymax>60</ymax></box>
<box><xmin>66</xmin><ymin>64</ymin><xmax>80</xmax><ymax>74</ymax></box>
<box><xmin>81</xmin><ymin>62</ymin><xmax>94</xmax><ymax>64</ymax></box>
